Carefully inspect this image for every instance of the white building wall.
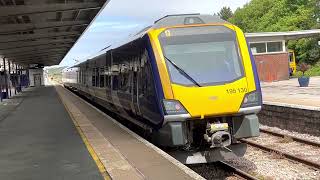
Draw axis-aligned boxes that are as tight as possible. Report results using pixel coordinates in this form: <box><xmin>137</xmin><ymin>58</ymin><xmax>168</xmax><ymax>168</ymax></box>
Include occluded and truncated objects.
<box><xmin>29</xmin><ymin>68</ymin><xmax>44</xmax><ymax>87</ymax></box>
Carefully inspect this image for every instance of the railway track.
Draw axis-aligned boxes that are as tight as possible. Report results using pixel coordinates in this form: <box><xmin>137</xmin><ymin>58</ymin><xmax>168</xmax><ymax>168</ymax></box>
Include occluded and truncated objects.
<box><xmin>260</xmin><ymin>128</ymin><xmax>320</xmax><ymax>147</ymax></box>
<box><xmin>240</xmin><ymin>128</ymin><xmax>320</xmax><ymax>170</ymax></box>
<box><xmin>188</xmin><ymin>161</ymin><xmax>259</xmax><ymax>180</ymax></box>
<box><xmin>217</xmin><ymin>161</ymin><xmax>259</xmax><ymax>180</ymax></box>
<box><xmin>65</xmin><ymin>86</ymin><xmax>320</xmax><ymax>178</ymax></box>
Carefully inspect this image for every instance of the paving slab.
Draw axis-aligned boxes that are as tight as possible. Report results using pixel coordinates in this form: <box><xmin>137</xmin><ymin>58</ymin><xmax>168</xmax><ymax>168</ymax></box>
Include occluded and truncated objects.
<box><xmin>0</xmin><ymin>86</ymin><xmax>103</xmax><ymax>180</ymax></box>
<box><xmin>261</xmin><ymin>76</ymin><xmax>320</xmax><ymax>108</ymax></box>
<box><xmin>55</xmin><ymin>85</ymin><xmax>203</xmax><ymax>180</ymax></box>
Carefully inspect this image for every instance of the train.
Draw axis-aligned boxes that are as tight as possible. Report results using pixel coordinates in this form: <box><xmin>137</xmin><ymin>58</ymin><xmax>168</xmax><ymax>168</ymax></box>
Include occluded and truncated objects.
<box><xmin>62</xmin><ymin>14</ymin><xmax>262</xmax><ymax>164</ymax></box>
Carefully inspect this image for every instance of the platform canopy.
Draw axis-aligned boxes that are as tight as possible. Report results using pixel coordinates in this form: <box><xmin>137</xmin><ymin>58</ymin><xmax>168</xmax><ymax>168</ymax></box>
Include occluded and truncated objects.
<box><xmin>245</xmin><ymin>29</ymin><xmax>320</xmax><ymax>42</ymax></box>
<box><xmin>0</xmin><ymin>0</ymin><xmax>108</xmax><ymax>67</ymax></box>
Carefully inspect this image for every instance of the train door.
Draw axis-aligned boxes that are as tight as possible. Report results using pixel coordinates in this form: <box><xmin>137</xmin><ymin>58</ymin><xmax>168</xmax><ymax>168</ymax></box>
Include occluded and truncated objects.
<box><xmin>137</xmin><ymin>50</ymin><xmax>162</xmax><ymax>125</ymax></box>
<box><xmin>132</xmin><ymin>56</ymin><xmax>141</xmax><ymax>116</ymax></box>
<box><xmin>105</xmin><ymin>52</ymin><xmax>112</xmax><ymax>102</ymax></box>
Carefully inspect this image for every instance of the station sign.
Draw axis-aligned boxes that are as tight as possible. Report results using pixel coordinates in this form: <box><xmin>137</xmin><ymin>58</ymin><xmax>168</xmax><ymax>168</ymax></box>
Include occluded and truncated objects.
<box><xmin>29</xmin><ymin>64</ymin><xmax>44</xmax><ymax>69</ymax></box>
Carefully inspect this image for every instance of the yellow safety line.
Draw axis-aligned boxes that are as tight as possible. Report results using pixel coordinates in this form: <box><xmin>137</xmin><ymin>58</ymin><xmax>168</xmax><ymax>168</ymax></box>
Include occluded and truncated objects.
<box><xmin>55</xmin><ymin>86</ymin><xmax>111</xmax><ymax>180</ymax></box>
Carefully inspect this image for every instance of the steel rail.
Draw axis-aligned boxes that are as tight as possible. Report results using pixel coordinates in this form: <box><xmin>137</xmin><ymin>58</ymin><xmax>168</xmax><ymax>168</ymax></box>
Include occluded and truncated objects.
<box><xmin>260</xmin><ymin>128</ymin><xmax>320</xmax><ymax>147</ymax></box>
<box><xmin>240</xmin><ymin>139</ymin><xmax>320</xmax><ymax>170</ymax></box>
<box><xmin>217</xmin><ymin>161</ymin><xmax>259</xmax><ymax>180</ymax></box>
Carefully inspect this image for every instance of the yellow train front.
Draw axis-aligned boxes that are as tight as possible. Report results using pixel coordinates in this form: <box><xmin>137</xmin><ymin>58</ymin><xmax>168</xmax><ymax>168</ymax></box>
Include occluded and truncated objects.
<box><xmin>63</xmin><ymin>14</ymin><xmax>262</xmax><ymax>164</ymax></box>
<box><xmin>148</xmin><ymin>15</ymin><xmax>262</xmax><ymax>163</ymax></box>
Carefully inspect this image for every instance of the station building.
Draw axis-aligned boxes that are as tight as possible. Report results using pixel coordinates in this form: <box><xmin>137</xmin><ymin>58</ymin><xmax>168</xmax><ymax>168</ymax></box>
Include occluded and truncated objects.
<box><xmin>245</xmin><ymin>29</ymin><xmax>320</xmax><ymax>82</ymax></box>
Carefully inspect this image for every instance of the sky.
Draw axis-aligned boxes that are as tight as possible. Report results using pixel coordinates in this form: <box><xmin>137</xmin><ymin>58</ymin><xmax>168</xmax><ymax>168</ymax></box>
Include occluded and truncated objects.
<box><xmin>58</xmin><ymin>0</ymin><xmax>251</xmax><ymax>67</ymax></box>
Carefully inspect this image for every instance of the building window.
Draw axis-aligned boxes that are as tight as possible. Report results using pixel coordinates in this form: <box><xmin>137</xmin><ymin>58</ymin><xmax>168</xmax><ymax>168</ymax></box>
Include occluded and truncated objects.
<box><xmin>250</xmin><ymin>41</ymin><xmax>284</xmax><ymax>54</ymax></box>
<box><xmin>267</xmin><ymin>42</ymin><xmax>283</xmax><ymax>53</ymax></box>
<box><xmin>250</xmin><ymin>43</ymin><xmax>266</xmax><ymax>53</ymax></box>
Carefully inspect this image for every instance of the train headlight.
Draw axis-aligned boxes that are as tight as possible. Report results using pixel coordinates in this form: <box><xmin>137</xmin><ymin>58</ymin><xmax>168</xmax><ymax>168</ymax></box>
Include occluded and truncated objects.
<box><xmin>162</xmin><ymin>99</ymin><xmax>188</xmax><ymax>115</ymax></box>
<box><xmin>241</xmin><ymin>91</ymin><xmax>261</xmax><ymax>108</ymax></box>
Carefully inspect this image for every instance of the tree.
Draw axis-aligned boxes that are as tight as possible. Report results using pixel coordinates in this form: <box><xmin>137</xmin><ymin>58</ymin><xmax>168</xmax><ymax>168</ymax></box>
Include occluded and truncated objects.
<box><xmin>229</xmin><ymin>0</ymin><xmax>320</xmax><ymax>64</ymax></box>
<box><xmin>218</xmin><ymin>7</ymin><xmax>233</xmax><ymax>21</ymax></box>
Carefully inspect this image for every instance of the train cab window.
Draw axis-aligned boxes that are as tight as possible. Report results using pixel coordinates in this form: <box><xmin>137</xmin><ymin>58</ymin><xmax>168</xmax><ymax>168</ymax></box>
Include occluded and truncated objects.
<box><xmin>100</xmin><ymin>67</ymin><xmax>105</xmax><ymax>87</ymax></box>
<box><xmin>289</xmin><ymin>52</ymin><xmax>294</xmax><ymax>62</ymax></box>
<box><xmin>159</xmin><ymin>26</ymin><xmax>244</xmax><ymax>86</ymax></box>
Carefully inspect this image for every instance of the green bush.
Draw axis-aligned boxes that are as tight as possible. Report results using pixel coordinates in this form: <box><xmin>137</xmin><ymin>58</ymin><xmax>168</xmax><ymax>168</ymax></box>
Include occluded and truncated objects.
<box><xmin>293</xmin><ymin>62</ymin><xmax>320</xmax><ymax>77</ymax></box>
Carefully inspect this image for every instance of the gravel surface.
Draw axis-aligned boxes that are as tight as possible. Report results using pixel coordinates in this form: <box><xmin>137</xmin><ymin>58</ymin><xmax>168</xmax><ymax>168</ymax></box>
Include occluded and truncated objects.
<box><xmin>189</xmin><ymin>163</ymin><xmax>242</xmax><ymax>180</ymax></box>
<box><xmin>260</xmin><ymin>125</ymin><xmax>320</xmax><ymax>143</ymax></box>
<box><xmin>189</xmin><ymin>124</ymin><xmax>320</xmax><ymax>180</ymax></box>
<box><xmin>227</xmin><ymin>146</ymin><xmax>320</xmax><ymax>180</ymax></box>
<box><xmin>249</xmin><ymin>132</ymin><xmax>320</xmax><ymax>163</ymax></box>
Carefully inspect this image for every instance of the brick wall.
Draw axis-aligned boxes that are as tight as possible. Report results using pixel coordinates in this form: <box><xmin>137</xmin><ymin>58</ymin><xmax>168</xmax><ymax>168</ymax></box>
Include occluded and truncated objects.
<box><xmin>254</xmin><ymin>53</ymin><xmax>289</xmax><ymax>82</ymax></box>
<box><xmin>258</xmin><ymin>104</ymin><xmax>320</xmax><ymax>136</ymax></box>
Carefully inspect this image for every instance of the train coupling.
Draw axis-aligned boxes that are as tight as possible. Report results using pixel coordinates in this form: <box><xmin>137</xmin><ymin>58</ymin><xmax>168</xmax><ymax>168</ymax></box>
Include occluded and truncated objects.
<box><xmin>204</xmin><ymin>122</ymin><xmax>231</xmax><ymax>149</ymax></box>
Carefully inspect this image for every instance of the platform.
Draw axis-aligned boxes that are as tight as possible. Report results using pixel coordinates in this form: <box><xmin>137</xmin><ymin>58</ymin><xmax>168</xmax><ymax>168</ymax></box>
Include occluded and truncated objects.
<box><xmin>261</xmin><ymin>76</ymin><xmax>320</xmax><ymax>109</ymax></box>
<box><xmin>55</xmin><ymin>85</ymin><xmax>201</xmax><ymax>180</ymax></box>
<box><xmin>0</xmin><ymin>85</ymin><xmax>202</xmax><ymax>180</ymax></box>
<box><xmin>0</xmin><ymin>86</ymin><xmax>104</xmax><ymax>180</ymax></box>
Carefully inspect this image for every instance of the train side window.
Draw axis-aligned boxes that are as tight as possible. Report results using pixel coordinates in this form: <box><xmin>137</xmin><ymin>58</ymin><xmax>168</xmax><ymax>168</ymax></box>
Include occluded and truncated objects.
<box><xmin>141</xmin><ymin>50</ymin><xmax>156</xmax><ymax>100</ymax></box>
<box><xmin>100</xmin><ymin>67</ymin><xmax>105</xmax><ymax>87</ymax></box>
<box><xmin>105</xmin><ymin>67</ymin><xmax>111</xmax><ymax>88</ymax></box>
<box><xmin>92</xmin><ymin>68</ymin><xmax>96</xmax><ymax>87</ymax></box>
<box><xmin>119</xmin><ymin>60</ymin><xmax>130</xmax><ymax>93</ymax></box>
<box><xmin>112</xmin><ymin>75</ymin><xmax>119</xmax><ymax>90</ymax></box>
<box><xmin>96</xmin><ymin>67</ymin><xmax>99</xmax><ymax>87</ymax></box>
<box><xmin>83</xmin><ymin>67</ymin><xmax>86</xmax><ymax>85</ymax></box>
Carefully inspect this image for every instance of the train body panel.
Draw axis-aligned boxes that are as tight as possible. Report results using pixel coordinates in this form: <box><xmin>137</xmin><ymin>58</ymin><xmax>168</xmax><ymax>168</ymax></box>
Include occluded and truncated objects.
<box><xmin>62</xmin><ymin>14</ymin><xmax>262</xmax><ymax>164</ymax></box>
<box><xmin>149</xmin><ymin>24</ymin><xmax>261</xmax><ymax>118</ymax></box>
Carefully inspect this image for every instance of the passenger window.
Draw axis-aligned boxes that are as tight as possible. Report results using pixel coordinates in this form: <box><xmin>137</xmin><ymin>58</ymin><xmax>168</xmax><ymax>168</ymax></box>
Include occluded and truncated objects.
<box><xmin>100</xmin><ymin>67</ymin><xmax>105</xmax><ymax>87</ymax></box>
<box><xmin>139</xmin><ymin>50</ymin><xmax>155</xmax><ymax>100</ymax></box>
<box><xmin>112</xmin><ymin>75</ymin><xmax>119</xmax><ymax>90</ymax></box>
<box><xmin>95</xmin><ymin>67</ymin><xmax>99</xmax><ymax>87</ymax></box>
<box><xmin>92</xmin><ymin>68</ymin><xmax>96</xmax><ymax>87</ymax></box>
<box><xmin>119</xmin><ymin>60</ymin><xmax>130</xmax><ymax>93</ymax></box>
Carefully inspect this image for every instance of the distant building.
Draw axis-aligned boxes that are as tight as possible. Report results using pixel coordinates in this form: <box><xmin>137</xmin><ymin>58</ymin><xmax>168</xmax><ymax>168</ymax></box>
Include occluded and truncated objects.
<box><xmin>245</xmin><ymin>29</ymin><xmax>320</xmax><ymax>82</ymax></box>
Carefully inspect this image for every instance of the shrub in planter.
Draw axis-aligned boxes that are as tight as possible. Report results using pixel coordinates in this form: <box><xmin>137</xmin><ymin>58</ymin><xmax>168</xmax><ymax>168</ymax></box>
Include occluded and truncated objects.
<box><xmin>297</xmin><ymin>63</ymin><xmax>311</xmax><ymax>87</ymax></box>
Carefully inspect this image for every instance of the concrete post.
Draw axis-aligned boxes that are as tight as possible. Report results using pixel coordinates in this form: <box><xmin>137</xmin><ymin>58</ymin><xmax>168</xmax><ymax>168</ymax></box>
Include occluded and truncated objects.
<box><xmin>0</xmin><ymin>58</ymin><xmax>2</xmax><ymax>102</ymax></box>
<box><xmin>3</xmin><ymin>58</ymin><xmax>8</xmax><ymax>99</ymax></box>
<box><xmin>8</xmin><ymin>61</ymin><xmax>11</xmax><ymax>97</ymax></box>
<box><xmin>26</xmin><ymin>68</ymin><xmax>30</xmax><ymax>87</ymax></box>
<box><xmin>15</xmin><ymin>63</ymin><xmax>17</xmax><ymax>95</ymax></box>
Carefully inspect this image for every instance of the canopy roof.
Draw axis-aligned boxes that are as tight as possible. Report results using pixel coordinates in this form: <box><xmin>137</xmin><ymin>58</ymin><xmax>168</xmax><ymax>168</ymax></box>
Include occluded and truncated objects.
<box><xmin>246</xmin><ymin>29</ymin><xmax>320</xmax><ymax>42</ymax></box>
<box><xmin>0</xmin><ymin>0</ymin><xmax>108</xmax><ymax>67</ymax></box>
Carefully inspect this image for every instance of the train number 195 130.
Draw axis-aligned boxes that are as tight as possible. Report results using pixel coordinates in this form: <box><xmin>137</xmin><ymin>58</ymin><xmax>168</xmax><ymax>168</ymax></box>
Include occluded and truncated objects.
<box><xmin>226</xmin><ymin>88</ymin><xmax>248</xmax><ymax>94</ymax></box>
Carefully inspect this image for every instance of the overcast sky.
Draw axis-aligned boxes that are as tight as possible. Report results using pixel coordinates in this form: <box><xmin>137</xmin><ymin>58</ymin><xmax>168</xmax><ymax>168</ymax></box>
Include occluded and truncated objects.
<box><xmin>58</xmin><ymin>0</ymin><xmax>251</xmax><ymax>67</ymax></box>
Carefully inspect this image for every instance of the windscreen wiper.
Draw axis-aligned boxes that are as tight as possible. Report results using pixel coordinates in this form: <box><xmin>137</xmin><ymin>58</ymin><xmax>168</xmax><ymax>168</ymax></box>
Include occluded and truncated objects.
<box><xmin>164</xmin><ymin>56</ymin><xmax>202</xmax><ymax>87</ymax></box>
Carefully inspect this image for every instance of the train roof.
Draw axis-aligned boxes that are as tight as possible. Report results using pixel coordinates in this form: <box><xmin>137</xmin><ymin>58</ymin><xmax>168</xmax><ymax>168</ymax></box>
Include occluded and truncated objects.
<box><xmin>112</xmin><ymin>14</ymin><xmax>229</xmax><ymax>50</ymax></box>
<box><xmin>152</xmin><ymin>14</ymin><xmax>228</xmax><ymax>29</ymax></box>
<box><xmin>71</xmin><ymin>14</ymin><xmax>229</xmax><ymax>68</ymax></box>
